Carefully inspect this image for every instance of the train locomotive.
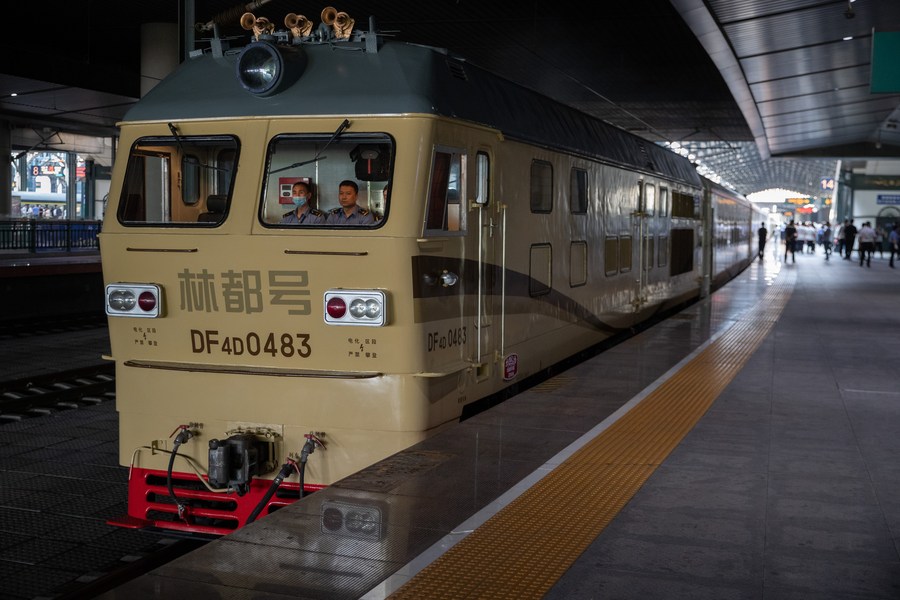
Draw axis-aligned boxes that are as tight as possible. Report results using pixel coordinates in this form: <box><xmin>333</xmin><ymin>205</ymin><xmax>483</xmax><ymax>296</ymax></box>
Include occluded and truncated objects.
<box><xmin>102</xmin><ymin>7</ymin><xmax>764</xmax><ymax>536</ymax></box>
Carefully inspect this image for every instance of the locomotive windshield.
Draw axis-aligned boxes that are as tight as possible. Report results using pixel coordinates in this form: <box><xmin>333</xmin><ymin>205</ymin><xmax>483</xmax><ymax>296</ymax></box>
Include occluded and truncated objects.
<box><xmin>260</xmin><ymin>133</ymin><xmax>392</xmax><ymax>227</ymax></box>
<box><xmin>118</xmin><ymin>135</ymin><xmax>238</xmax><ymax>226</ymax></box>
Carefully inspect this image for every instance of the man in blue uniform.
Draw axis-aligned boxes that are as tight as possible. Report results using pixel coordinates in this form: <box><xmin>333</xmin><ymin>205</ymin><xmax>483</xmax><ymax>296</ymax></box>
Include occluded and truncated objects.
<box><xmin>326</xmin><ymin>180</ymin><xmax>375</xmax><ymax>225</ymax></box>
<box><xmin>281</xmin><ymin>181</ymin><xmax>325</xmax><ymax>224</ymax></box>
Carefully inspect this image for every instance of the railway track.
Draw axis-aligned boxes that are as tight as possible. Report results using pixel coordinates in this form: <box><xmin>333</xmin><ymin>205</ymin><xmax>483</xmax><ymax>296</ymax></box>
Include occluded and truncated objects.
<box><xmin>0</xmin><ymin>363</ymin><xmax>214</xmax><ymax>598</ymax></box>
<box><xmin>49</xmin><ymin>536</ymin><xmax>209</xmax><ymax>600</ymax></box>
<box><xmin>0</xmin><ymin>312</ymin><xmax>107</xmax><ymax>339</ymax></box>
<box><xmin>0</xmin><ymin>364</ymin><xmax>117</xmax><ymax>422</ymax></box>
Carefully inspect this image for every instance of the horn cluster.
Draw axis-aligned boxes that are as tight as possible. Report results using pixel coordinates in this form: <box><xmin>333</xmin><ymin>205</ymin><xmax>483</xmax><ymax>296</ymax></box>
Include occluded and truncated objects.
<box><xmin>284</xmin><ymin>12</ymin><xmax>313</xmax><ymax>38</ymax></box>
<box><xmin>240</xmin><ymin>12</ymin><xmax>275</xmax><ymax>40</ymax></box>
<box><xmin>326</xmin><ymin>7</ymin><xmax>355</xmax><ymax>40</ymax></box>
<box><xmin>243</xmin><ymin>7</ymin><xmax>354</xmax><ymax>41</ymax></box>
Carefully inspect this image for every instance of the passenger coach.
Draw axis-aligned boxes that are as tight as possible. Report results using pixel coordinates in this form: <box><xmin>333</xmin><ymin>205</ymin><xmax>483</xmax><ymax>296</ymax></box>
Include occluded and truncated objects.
<box><xmin>102</xmin><ymin>8</ymin><xmax>761</xmax><ymax>535</ymax></box>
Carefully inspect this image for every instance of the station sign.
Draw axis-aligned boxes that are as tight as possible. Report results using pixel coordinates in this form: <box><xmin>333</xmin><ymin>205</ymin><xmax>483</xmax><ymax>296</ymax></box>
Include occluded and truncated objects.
<box><xmin>821</xmin><ymin>178</ymin><xmax>835</xmax><ymax>191</ymax></box>
<box><xmin>876</xmin><ymin>194</ymin><xmax>900</xmax><ymax>205</ymax></box>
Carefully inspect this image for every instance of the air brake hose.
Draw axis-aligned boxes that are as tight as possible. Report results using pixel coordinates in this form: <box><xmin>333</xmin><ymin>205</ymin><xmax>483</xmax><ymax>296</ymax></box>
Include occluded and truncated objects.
<box><xmin>298</xmin><ymin>435</ymin><xmax>317</xmax><ymax>499</ymax></box>
<box><xmin>246</xmin><ymin>460</ymin><xmax>294</xmax><ymax>525</ymax></box>
<box><xmin>167</xmin><ymin>426</ymin><xmax>194</xmax><ymax>521</ymax></box>
<box><xmin>245</xmin><ymin>435</ymin><xmax>320</xmax><ymax>525</ymax></box>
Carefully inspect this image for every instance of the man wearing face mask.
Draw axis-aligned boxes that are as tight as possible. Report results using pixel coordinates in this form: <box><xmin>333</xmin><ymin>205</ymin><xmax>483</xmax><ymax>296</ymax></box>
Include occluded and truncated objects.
<box><xmin>281</xmin><ymin>181</ymin><xmax>325</xmax><ymax>224</ymax></box>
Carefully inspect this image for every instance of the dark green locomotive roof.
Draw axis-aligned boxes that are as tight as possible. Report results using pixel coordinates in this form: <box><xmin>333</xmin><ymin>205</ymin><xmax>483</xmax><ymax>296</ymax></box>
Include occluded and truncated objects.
<box><xmin>126</xmin><ymin>34</ymin><xmax>702</xmax><ymax>188</ymax></box>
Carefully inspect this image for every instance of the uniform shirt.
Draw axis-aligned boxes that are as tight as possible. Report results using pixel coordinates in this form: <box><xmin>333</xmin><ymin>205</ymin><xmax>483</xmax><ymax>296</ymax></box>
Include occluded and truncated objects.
<box><xmin>889</xmin><ymin>228</ymin><xmax>900</xmax><ymax>248</ymax></box>
<box><xmin>857</xmin><ymin>225</ymin><xmax>876</xmax><ymax>244</ymax></box>
<box><xmin>326</xmin><ymin>205</ymin><xmax>375</xmax><ymax>225</ymax></box>
<box><xmin>281</xmin><ymin>207</ymin><xmax>325</xmax><ymax>224</ymax></box>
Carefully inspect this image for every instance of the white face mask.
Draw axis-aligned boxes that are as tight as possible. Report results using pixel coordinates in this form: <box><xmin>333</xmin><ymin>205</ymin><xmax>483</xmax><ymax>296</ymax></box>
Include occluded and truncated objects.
<box><xmin>292</xmin><ymin>195</ymin><xmax>308</xmax><ymax>207</ymax></box>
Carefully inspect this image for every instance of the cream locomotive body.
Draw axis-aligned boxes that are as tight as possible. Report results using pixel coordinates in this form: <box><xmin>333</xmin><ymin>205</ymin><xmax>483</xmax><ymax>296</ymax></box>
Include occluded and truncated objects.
<box><xmin>102</xmin><ymin>10</ymin><xmax>761</xmax><ymax>535</ymax></box>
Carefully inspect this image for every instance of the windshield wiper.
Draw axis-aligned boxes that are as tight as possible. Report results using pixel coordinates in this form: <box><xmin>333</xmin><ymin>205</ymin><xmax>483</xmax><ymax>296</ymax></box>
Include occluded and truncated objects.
<box><xmin>167</xmin><ymin>122</ymin><xmax>229</xmax><ymax>172</ymax></box>
<box><xmin>270</xmin><ymin>118</ymin><xmax>351</xmax><ymax>174</ymax></box>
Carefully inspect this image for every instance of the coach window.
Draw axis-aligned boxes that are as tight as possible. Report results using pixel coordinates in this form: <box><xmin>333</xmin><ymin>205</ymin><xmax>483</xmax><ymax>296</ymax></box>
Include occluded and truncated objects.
<box><xmin>529</xmin><ymin>243</ymin><xmax>552</xmax><ymax>296</ymax></box>
<box><xmin>604</xmin><ymin>236</ymin><xmax>618</xmax><ymax>276</ymax></box>
<box><xmin>424</xmin><ymin>146</ymin><xmax>466</xmax><ymax>236</ymax></box>
<box><xmin>570</xmin><ymin>167</ymin><xmax>587</xmax><ymax>214</ymax></box>
<box><xmin>671</xmin><ymin>190</ymin><xmax>696</xmax><ymax>219</ymax></box>
<box><xmin>659</xmin><ymin>187</ymin><xmax>669</xmax><ymax>217</ymax></box>
<box><xmin>619</xmin><ymin>235</ymin><xmax>633</xmax><ymax>273</ymax></box>
<box><xmin>670</xmin><ymin>229</ymin><xmax>694</xmax><ymax>275</ymax></box>
<box><xmin>644</xmin><ymin>184</ymin><xmax>655</xmax><ymax>217</ymax></box>
<box><xmin>530</xmin><ymin>160</ymin><xmax>552</xmax><ymax>213</ymax></box>
<box><xmin>118</xmin><ymin>135</ymin><xmax>238</xmax><ymax>226</ymax></box>
<box><xmin>260</xmin><ymin>133</ymin><xmax>392</xmax><ymax>227</ymax></box>
<box><xmin>644</xmin><ymin>235</ymin><xmax>655</xmax><ymax>271</ymax></box>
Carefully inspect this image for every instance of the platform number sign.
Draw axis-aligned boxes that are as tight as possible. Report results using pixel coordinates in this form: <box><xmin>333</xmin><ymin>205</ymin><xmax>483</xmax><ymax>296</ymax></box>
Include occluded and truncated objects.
<box><xmin>821</xmin><ymin>178</ymin><xmax>835</xmax><ymax>191</ymax></box>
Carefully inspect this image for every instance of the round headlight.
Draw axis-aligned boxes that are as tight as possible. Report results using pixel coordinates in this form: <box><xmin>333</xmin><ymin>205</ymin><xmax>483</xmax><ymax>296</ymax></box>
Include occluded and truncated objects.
<box><xmin>235</xmin><ymin>42</ymin><xmax>307</xmax><ymax>97</ymax></box>
<box><xmin>236</xmin><ymin>42</ymin><xmax>281</xmax><ymax>95</ymax></box>
<box><xmin>349</xmin><ymin>298</ymin><xmax>367</xmax><ymax>318</ymax></box>
<box><xmin>109</xmin><ymin>290</ymin><xmax>136</xmax><ymax>311</ymax></box>
<box><xmin>364</xmin><ymin>299</ymin><xmax>381</xmax><ymax>319</ymax></box>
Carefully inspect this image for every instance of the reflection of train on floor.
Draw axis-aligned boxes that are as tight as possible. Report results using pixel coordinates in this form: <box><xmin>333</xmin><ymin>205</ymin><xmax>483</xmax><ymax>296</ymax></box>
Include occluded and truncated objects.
<box><xmin>102</xmin><ymin>8</ymin><xmax>764</xmax><ymax>536</ymax></box>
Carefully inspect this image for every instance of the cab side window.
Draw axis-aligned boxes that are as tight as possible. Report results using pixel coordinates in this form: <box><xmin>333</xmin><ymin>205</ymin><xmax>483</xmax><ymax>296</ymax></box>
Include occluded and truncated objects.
<box><xmin>118</xmin><ymin>135</ymin><xmax>238</xmax><ymax>226</ymax></box>
<box><xmin>424</xmin><ymin>146</ymin><xmax>466</xmax><ymax>236</ymax></box>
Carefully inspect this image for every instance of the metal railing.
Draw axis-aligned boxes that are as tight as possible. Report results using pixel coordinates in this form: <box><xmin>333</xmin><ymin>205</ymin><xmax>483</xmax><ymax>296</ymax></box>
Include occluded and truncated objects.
<box><xmin>0</xmin><ymin>220</ymin><xmax>101</xmax><ymax>253</ymax></box>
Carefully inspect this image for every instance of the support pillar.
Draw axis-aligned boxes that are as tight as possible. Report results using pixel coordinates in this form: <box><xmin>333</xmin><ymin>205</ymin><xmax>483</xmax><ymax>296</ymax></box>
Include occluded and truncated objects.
<box><xmin>0</xmin><ymin>121</ymin><xmax>11</xmax><ymax>217</ymax></box>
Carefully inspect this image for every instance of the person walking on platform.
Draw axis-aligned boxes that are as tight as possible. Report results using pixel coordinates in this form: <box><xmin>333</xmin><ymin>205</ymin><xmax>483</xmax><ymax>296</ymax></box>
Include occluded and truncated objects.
<box><xmin>803</xmin><ymin>221</ymin><xmax>816</xmax><ymax>254</ymax></box>
<box><xmin>836</xmin><ymin>220</ymin><xmax>846</xmax><ymax>258</ymax></box>
<box><xmin>757</xmin><ymin>221</ymin><xmax>767</xmax><ymax>260</ymax></box>
<box><xmin>889</xmin><ymin>223</ymin><xmax>900</xmax><ymax>268</ymax></box>
<box><xmin>822</xmin><ymin>221</ymin><xmax>833</xmax><ymax>261</ymax></box>
<box><xmin>857</xmin><ymin>221</ymin><xmax>876</xmax><ymax>267</ymax></box>
<box><xmin>784</xmin><ymin>220</ymin><xmax>798</xmax><ymax>263</ymax></box>
<box><xmin>843</xmin><ymin>219</ymin><xmax>857</xmax><ymax>259</ymax></box>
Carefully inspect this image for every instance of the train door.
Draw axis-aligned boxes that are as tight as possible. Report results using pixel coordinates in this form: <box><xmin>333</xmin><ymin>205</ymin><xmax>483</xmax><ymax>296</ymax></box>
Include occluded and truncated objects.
<box><xmin>631</xmin><ymin>180</ymin><xmax>649</xmax><ymax>309</ymax></box>
<box><xmin>701</xmin><ymin>184</ymin><xmax>714</xmax><ymax>297</ymax></box>
<box><xmin>643</xmin><ymin>182</ymin><xmax>657</xmax><ymax>287</ymax></box>
<box><xmin>472</xmin><ymin>150</ymin><xmax>500</xmax><ymax>380</ymax></box>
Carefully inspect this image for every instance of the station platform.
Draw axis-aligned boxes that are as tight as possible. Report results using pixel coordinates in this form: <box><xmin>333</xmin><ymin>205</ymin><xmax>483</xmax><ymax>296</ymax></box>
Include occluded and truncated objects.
<box><xmin>87</xmin><ymin>245</ymin><xmax>900</xmax><ymax>599</ymax></box>
<box><xmin>0</xmin><ymin>249</ymin><xmax>101</xmax><ymax>273</ymax></box>
<box><xmin>2</xmin><ymin>245</ymin><xmax>896</xmax><ymax>599</ymax></box>
<box><xmin>0</xmin><ymin>250</ymin><xmax>104</xmax><ymax>331</ymax></box>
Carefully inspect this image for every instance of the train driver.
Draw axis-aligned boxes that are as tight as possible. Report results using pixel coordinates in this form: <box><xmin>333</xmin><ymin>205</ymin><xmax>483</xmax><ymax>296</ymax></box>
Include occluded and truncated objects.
<box><xmin>325</xmin><ymin>180</ymin><xmax>375</xmax><ymax>225</ymax></box>
<box><xmin>281</xmin><ymin>181</ymin><xmax>326</xmax><ymax>224</ymax></box>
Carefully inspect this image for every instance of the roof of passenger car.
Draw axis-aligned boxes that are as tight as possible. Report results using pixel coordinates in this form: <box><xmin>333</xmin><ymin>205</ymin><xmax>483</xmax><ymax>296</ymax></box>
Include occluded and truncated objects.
<box><xmin>126</xmin><ymin>36</ymin><xmax>701</xmax><ymax>188</ymax></box>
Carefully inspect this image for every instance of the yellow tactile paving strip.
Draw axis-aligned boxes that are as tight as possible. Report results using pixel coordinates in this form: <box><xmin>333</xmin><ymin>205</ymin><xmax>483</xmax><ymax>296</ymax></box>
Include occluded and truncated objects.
<box><xmin>390</xmin><ymin>268</ymin><xmax>793</xmax><ymax>599</ymax></box>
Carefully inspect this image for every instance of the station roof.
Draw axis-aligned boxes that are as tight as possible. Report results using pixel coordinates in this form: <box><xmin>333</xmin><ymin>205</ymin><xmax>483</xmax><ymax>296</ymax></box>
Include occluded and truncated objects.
<box><xmin>2</xmin><ymin>0</ymin><xmax>899</xmax><ymax>199</ymax></box>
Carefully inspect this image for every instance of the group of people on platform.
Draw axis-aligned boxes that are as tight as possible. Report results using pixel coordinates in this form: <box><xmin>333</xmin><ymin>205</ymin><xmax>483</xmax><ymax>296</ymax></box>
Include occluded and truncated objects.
<box><xmin>758</xmin><ymin>219</ymin><xmax>900</xmax><ymax>268</ymax></box>
<box><xmin>20</xmin><ymin>204</ymin><xmax>66</xmax><ymax>219</ymax></box>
